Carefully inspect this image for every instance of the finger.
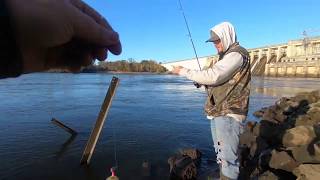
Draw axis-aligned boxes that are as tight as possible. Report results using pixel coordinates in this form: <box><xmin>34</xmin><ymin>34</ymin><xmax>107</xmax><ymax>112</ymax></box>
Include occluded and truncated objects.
<box><xmin>46</xmin><ymin>40</ymin><xmax>95</xmax><ymax>72</ymax></box>
<box><xmin>64</xmin><ymin>49</ymin><xmax>93</xmax><ymax>72</ymax></box>
<box><xmin>69</xmin><ymin>6</ymin><xmax>121</xmax><ymax>50</ymax></box>
<box><xmin>93</xmin><ymin>48</ymin><xmax>108</xmax><ymax>61</ymax></box>
<box><xmin>73</xmin><ymin>15</ymin><xmax>120</xmax><ymax>46</ymax></box>
<box><xmin>69</xmin><ymin>1</ymin><xmax>122</xmax><ymax>54</ymax></box>
<box><xmin>70</xmin><ymin>0</ymin><xmax>112</xmax><ymax>30</ymax></box>
<box><xmin>107</xmin><ymin>43</ymin><xmax>122</xmax><ymax>55</ymax></box>
<box><xmin>63</xmin><ymin>40</ymin><xmax>95</xmax><ymax>69</ymax></box>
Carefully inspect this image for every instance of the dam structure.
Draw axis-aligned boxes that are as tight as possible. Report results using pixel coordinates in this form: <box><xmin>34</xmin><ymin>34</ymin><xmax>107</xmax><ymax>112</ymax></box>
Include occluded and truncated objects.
<box><xmin>162</xmin><ymin>36</ymin><xmax>320</xmax><ymax>77</ymax></box>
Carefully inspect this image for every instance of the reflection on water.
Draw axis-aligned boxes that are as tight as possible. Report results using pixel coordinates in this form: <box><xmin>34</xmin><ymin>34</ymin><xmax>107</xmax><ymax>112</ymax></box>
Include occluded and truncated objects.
<box><xmin>254</xmin><ymin>87</ymin><xmax>313</xmax><ymax>97</ymax></box>
<box><xmin>252</xmin><ymin>76</ymin><xmax>320</xmax><ymax>97</ymax></box>
<box><xmin>0</xmin><ymin>74</ymin><xmax>319</xmax><ymax>180</ymax></box>
<box><xmin>54</xmin><ymin>134</ymin><xmax>77</xmax><ymax>160</ymax></box>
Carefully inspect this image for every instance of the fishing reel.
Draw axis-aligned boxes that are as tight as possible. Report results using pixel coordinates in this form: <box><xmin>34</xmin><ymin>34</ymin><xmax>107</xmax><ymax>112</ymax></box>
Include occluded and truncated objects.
<box><xmin>193</xmin><ymin>82</ymin><xmax>202</xmax><ymax>88</ymax></box>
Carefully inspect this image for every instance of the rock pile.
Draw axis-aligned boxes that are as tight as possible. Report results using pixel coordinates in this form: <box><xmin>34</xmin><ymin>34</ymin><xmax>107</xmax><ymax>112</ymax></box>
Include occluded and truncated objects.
<box><xmin>167</xmin><ymin>148</ymin><xmax>202</xmax><ymax>180</ymax></box>
<box><xmin>240</xmin><ymin>90</ymin><xmax>320</xmax><ymax>179</ymax></box>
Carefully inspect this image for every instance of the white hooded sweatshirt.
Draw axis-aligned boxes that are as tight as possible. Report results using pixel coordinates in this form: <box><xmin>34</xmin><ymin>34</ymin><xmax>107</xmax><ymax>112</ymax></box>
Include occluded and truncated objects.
<box><xmin>179</xmin><ymin>22</ymin><xmax>246</xmax><ymax>121</ymax></box>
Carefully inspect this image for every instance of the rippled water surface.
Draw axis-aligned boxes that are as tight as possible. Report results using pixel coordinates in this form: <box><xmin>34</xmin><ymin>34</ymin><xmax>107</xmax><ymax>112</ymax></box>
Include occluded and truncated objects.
<box><xmin>1</xmin><ymin>73</ymin><xmax>319</xmax><ymax>180</ymax></box>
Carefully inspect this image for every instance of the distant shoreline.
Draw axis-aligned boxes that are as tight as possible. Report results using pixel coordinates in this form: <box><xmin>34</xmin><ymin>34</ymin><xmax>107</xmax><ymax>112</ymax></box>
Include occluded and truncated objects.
<box><xmin>46</xmin><ymin>70</ymin><xmax>171</xmax><ymax>75</ymax></box>
<box><xmin>80</xmin><ymin>70</ymin><xmax>171</xmax><ymax>75</ymax></box>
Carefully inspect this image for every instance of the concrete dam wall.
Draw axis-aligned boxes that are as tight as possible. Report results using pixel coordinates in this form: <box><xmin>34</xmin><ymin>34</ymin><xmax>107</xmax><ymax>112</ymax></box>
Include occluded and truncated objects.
<box><xmin>162</xmin><ymin>36</ymin><xmax>320</xmax><ymax>78</ymax></box>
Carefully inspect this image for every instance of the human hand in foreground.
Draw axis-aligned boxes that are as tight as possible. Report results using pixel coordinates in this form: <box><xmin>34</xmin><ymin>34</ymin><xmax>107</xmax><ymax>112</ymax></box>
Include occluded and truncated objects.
<box><xmin>6</xmin><ymin>0</ymin><xmax>121</xmax><ymax>73</ymax></box>
<box><xmin>171</xmin><ymin>66</ymin><xmax>184</xmax><ymax>75</ymax></box>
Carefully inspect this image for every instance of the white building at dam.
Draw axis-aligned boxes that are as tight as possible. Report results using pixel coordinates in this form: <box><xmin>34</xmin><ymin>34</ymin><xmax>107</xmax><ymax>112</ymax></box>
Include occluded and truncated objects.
<box><xmin>162</xmin><ymin>36</ymin><xmax>320</xmax><ymax>77</ymax></box>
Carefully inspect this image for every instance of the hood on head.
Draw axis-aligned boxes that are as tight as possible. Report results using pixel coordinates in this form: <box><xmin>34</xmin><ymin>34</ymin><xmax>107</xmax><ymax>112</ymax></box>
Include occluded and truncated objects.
<box><xmin>210</xmin><ymin>22</ymin><xmax>237</xmax><ymax>52</ymax></box>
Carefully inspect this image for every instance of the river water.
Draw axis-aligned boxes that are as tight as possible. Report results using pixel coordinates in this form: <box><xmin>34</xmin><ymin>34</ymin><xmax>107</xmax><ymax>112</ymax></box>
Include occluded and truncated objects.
<box><xmin>0</xmin><ymin>73</ymin><xmax>319</xmax><ymax>180</ymax></box>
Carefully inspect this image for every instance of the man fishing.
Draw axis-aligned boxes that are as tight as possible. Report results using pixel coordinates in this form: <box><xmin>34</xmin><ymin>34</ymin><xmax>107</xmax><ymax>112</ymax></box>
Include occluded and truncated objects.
<box><xmin>172</xmin><ymin>22</ymin><xmax>251</xmax><ymax>180</ymax></box>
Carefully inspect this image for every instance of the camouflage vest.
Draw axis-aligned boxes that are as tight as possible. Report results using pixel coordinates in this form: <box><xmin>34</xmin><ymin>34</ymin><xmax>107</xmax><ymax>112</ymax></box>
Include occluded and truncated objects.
<box><xmin>204</xmin><ymin>43</ymin><xmax>251</xmax><ymax>117</ymax></box>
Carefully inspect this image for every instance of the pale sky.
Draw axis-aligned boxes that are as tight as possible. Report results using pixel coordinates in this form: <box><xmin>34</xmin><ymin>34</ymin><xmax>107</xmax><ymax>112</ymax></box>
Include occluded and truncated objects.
<box><xmin>84</xmin><ymin>0</ymin><xmax>320</xmax><ymax>63</ymax></box>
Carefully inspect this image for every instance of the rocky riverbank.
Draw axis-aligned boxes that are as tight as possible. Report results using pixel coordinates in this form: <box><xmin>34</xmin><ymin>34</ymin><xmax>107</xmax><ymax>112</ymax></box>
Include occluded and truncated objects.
<box><xmin>240</xmin><ymin>90</ymin><xmax>320</xmax><ymax>179</ymax></box>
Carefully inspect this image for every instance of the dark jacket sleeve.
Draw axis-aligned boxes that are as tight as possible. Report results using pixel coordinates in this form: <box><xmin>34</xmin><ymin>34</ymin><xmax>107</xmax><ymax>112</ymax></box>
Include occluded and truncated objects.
<box><xmin>0</xmin><ymin>0</ymin><xmax>23</xmax><ymax>78</ymax></box>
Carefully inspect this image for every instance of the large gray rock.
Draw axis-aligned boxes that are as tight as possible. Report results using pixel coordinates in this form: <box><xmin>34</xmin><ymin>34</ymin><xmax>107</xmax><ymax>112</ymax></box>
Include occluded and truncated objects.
<box><xmin>269</xmin><ymin>150</ymin><xmax>299</xmax><ymax>172</ymax></box>
<box><xmin>240</xmin><ymin>91</ymin><xmax>320</xmax><ymax>179</ymax></box>
<box><xmin>259</xmin><ymin>120</ymin><xmax>284</xmax><ymax>145</ymax></box>
<box><xmin>258</xmin><ymin>171</ymin><xmax>279</xmax><ymax>180</ymax></box>
<box><xmin>314</xmin><ymin>125</ymin><xmax>320</xmax><ymax>138</ymax></box>
<box><xmin>275</xmin><ymin>97</ymin><xmax>300</xmax><ymax>115</ymax></box>
<box><xmin>274</xmin><ymin>111</ymin><xmax>287</xmax><ymax>123</ymax></box>
<box><xmin>261</xmin><ymin>108</ymin><xmax>278</xmax><ymax>123</ymax></box>
<box><xmin>252</xmin><ymin>123</ymin><xmax>261</xmax><ymax>136</ymax></box>
<box><xmin>310</xmin><ymin>101</ymin><xmax>320</xmax><ymax>108</ymax></box>
<box><xmin>249</xmin><ymin>137</ymin><xmax>269</xmax><ymax>158</ymax></box>
<box><xmin>293</xmin><ymin>164</ymin><xmax>320</xmax><ymax>180</ymax></box>
<box><xmin>315</xmin><ymin>141</ymin><xmax>320</xmax><ymax>156</ymax></box>
<box><xmin>168</xmin><ymin>155</ymin><xmax>197</xmax><ymax>180</ymax></box>
<box><xmin>168</xmin><ymin>148</ymin><xmax>201</xmax><ymax>180</ymax></box>
<box><xmin>253</xmin><ymin>109</ymin><xmax>265</xmax><ymax>118</ymax></box>
<box><xmin>307</xmin><ymin>106</ymin><xmax>320</xmax><ymax>122</ymax></box>
<box><xmin>282</xmin><ymin>125</ymin><xmax>316</xmax><ymax>147</ymax></box>
<box><xmin>312</xmin><ymin>90</ymin><xmax>320</xmax><ymax>96</ymax></box>
<box><xmin>310</xmin><ymin>90</ymin><xmax>320</xmax><ymax>100</ymax></box>
<box><xmin>261</xmin><ymin>111</ymin><xmax>274</xmax><ymax>121</ymax></box>
<box><xmin>289</xmin><ymin>142</ymin><xmax>320</xmax><ymax>164</ymax></box>
<box><xmin>178</xmin><ymin>148</ymin><xmax>202</xmax><ymax>161</ymax></box>
<box><xmin>275</xmin><ymin>97</ymin><xmax>290</xmax><ymax>108</ymax></box>
<box><xmin>293</xmin><ymin>92</ymin><xmax>319</xmax><ymax>104</ymax></box>
<box><xmin>239</xmin><ymin>130</ymin><xmax>256</xmax><ymax>148</ymax></box>
<box><xmin>294</xmin><ymin>105</ymin><xmax>320</xmax><ymax>127</ymax></box>
<box><xmin>295</xmin><ymin>114</ymin><xmax>318</xmax><ymax>127</ymax></box>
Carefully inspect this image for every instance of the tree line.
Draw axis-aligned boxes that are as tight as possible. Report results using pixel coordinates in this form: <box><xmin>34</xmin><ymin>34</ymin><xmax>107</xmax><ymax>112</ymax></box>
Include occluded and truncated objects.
<box><xmin>82</xmin><ymin>59</ymin><xmax>168</xmax><ymax>73</ymax></box>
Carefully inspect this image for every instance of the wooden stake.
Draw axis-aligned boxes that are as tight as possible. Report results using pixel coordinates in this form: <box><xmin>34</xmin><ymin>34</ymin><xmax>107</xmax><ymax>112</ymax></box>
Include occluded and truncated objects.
<box><xmin>51</xmin><ymin>118</ymin><xmax>77</xmax><ymax>135</ymax></box>
<box><xmin>80</xmin><ymin>77</ymin><xmax>120</xmax><ymax>165</ymax></box>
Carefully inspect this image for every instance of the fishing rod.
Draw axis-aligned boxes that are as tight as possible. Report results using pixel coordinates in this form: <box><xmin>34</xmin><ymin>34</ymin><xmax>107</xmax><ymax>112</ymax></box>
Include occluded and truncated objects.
<box><xmin>178</xmin><ymin>0</ymin><xmax>202</xmax><ymax>70</ymax></box>
<box><xmin>178</xmin><ymin>0</ymin><xmax>210</xmax><ymax>93</ymax></box>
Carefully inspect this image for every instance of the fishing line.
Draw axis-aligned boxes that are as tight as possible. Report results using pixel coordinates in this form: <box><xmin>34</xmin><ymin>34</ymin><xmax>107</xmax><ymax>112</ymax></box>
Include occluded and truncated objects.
<box><xmin>176</xmin><ymin>1</ymin><xmax>212</xmax><ymax>153</ymax></box>
<box><xmin>111</xmin><ymin>124</ymin><xmax>119</xmax><ymax>170</ymax></box>
<box><xmin>105</xmin><ymin>124</ymin><xmax>120</xmax><ymax>179</ymax></box>
<box><xmin>177</xmin><ymin>0</ymin><xmax>209</xmax><ymax>95</ymax></box>
<box><xmin>178</xmin><ymin>0</ymin><xmax>202</xmax><ymax>70</ymax></box>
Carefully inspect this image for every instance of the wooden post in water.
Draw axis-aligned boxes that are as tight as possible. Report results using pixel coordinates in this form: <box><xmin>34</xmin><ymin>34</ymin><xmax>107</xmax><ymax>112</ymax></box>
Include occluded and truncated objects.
<box><xmin>80</xmin><ymin>77</ymin><xmax>120</xmax><ymax>165</ymax></box>
<box><xmin>51</xmin><ymin>118</ymin><xmax>77</xmax><ymax>135</ymax></box>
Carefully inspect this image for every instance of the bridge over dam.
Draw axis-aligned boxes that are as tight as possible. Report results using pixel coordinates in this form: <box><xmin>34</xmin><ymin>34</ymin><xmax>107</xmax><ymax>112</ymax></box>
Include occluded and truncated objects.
<box><xmin>162</xmin><ymin>36</ymin><xmax>320</xmax><ymax>77</ymax></box>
